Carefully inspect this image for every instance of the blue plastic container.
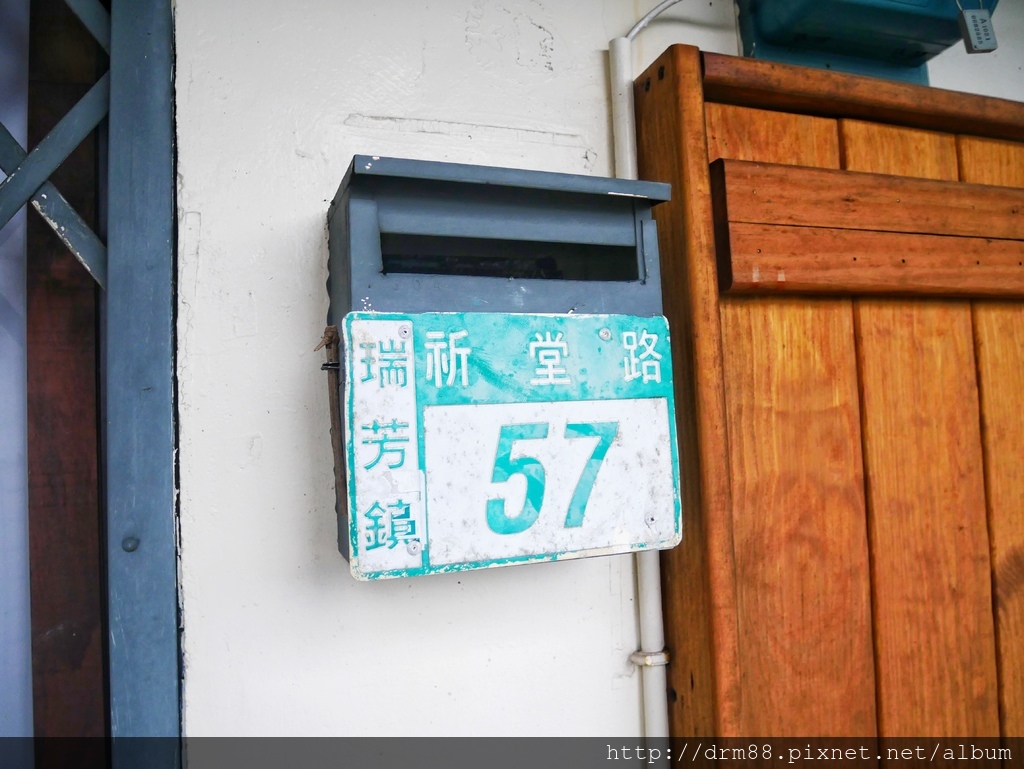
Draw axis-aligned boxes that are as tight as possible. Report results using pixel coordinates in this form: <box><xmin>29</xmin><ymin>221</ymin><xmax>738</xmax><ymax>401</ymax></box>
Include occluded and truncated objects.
<box><xmin>738</xmin><ymin>0</ymin><xmax>999</xmax><ymax>84</ymax></box>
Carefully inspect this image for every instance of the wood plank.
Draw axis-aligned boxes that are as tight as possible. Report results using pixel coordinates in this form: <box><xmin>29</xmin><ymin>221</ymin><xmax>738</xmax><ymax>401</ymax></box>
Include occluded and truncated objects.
<box><xmin>635</xmin><ymin>44</ymin><xmax>736</xmax><ymax>736</ymax></box>
<box><xmin>701</xmin><ymin>50</ymin><xmax>1024</xmax><ymax>143</ymax></box>
<box><xmin>842</xmin><ymin>120</ymin><xmax>960</xmax><ymax>182</ymax></box>
<box><xmin>721</xmin><ymin>298</ymin><xmax>876</xmax><ymax>736</ymax></box>
<box><xmin>26</xmin><ymin>0</ymin><xmax>107</xmax><ymax>740</ymax></box>
<box><xmin>843</xmin><ymin>120</ymin><xmax>1000</xmax><ymax>737</ymax></box>
<box><xmin>718</xmin><ymin>222</ymin><xmax>1024</xmax><ymax>297</ymax></box>
<box><xmin>959</xmin><ymin>135</ymin><xmax>1024</xmax><ymax>738</ymax></box>
<box><xmin>710</xmin><ymin>158</ymin><xmax>1024</xmax><ymax>240</ymax></box>
<box><xmin>960</xmin><ymin>136</ymin><xmax>1024</xmax><ymax>189</ymax></box>
<box><xmin>705</xmin><ymin>103</ymin><xmax>840</xmax><ymax>167</ymax></box>
<box><xmin>707</xmin><ymin>104</ymin><xmax>876</xmax><ymax>735</ymax></box>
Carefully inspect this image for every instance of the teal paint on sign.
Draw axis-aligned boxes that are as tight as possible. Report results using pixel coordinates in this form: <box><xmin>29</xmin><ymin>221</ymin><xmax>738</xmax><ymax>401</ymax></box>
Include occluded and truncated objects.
<box><xmin>342</xmin><ymin>311</ymin><xmax>682</xmax><ymax>580</ymax></box>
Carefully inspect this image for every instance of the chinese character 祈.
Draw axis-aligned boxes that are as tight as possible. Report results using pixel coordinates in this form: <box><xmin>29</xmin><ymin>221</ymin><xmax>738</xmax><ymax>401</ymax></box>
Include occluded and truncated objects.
<box><xmin>425</xmin><ymin>330</ymin><xmax>471</xmax><ymax>388</ymax></box>
<box><xmin>361</xmin><ymin>419</ymin><xmax>409</xmax><ymax>470</ymax></box>
<box><xmin>529</xmin><ymin>331</ymin><xmax>571</xmax><ymax>386</ymax></box>
<box><xmin>622</xmin><ymin>330</ymin><xmax>662</xmax><ymax>384</ymax></box>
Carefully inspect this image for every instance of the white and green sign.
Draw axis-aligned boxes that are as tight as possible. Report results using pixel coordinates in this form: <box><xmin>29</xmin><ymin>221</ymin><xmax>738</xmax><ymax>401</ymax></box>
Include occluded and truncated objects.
<box><xmin>342</xmin><ymin>311</ymin><xmax>681</xmax><ymax>580</ymax></box>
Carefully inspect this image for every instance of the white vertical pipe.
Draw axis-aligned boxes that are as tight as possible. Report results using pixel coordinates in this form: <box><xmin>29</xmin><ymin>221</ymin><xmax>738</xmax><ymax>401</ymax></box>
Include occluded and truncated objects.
<box><xmin>610</xmin><ymin>37</ymin><xmax>639</xmax><ymax>182</ymax></box>
<box><xmin>0</xmin><ymin>0</ymin><xmax>35</xmax><ymax>741</ymax></box>
<box><xmin>610</xmin><ymin>34</ymin><xmax>670</xmax><ymax>740</ymax></box>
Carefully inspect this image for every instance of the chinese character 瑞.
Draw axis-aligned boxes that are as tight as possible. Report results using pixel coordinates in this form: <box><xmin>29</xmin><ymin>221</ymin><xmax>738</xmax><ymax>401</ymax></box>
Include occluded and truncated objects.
<box><xmin>425</xmin><ymin>330</ymin><xmax>471</xmax><ymax>388</ymax></box>
<box><xmin>361</xmin><ymin>419</ymin><xmax>409</xmax><ymax>470</ymax></box>
<box><xmin>622</xmin><ymin>330</ymin><xmax>662</xmax><ymax>384</ymax></box>
<box><xmin>359</xmin><ymin>339</ymin><xmax>408</xmax><ymax>388</ymax></box>
<box><xmin>358</xmin><ymin>342</ymin><xmax>377</xmax><ymax>383</ymax></box>
<box><xmin>377</xmin><ymin>339</ymin><xmax>409</xmax><ymax>387</ymax></box>
<box><xmin>529</xmin><ymin>331</ymin><xmax>571</xmax><ymax>386</ymax></box>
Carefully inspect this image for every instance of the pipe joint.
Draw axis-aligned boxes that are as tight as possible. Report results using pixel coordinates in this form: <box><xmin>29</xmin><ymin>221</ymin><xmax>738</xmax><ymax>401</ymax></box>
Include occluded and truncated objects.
<box><xmin>630</xmin><ymin>650</ymin><xmax>670</xmax><ymax>668</ymax></box>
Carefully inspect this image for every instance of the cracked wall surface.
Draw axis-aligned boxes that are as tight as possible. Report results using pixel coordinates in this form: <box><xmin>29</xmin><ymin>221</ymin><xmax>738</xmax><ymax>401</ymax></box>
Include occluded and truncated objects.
<box><xmin>173</xmin><ymin>0</ymin><xmax>1024</xmax><ymax>736</ymax></box>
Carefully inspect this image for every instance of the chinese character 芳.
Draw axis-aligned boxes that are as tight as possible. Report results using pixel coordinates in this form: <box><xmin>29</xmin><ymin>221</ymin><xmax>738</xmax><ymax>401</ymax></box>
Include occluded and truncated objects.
<box><xmin>529</xmin><ymin>331</ymin><xmax>571</xmax><ymax>386</ymax></box>
<box><xmin>361</xmin><ymin>419</ymin><xmax>410</xmax><ymax>470</ymax></box>
<box><xmin>362</xmin><ymin>499</ymin><xmax>419</xmax><ymax>552</ymax></box>
<box><xmin>425</xmin><ymin>330</ymin><xmax>471</xmax><ymax>388</ymax></box>
<box><xmin>622</xmin><ymin>330</ymin><xmax>662</xmax><ymax>384</ymax></box>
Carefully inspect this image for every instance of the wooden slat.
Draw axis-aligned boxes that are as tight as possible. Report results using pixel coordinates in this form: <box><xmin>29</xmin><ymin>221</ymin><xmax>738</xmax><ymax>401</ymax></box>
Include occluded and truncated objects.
<box><xmin>709</xmin><ymin>105</ymin><xmax>876</xmax><ymax>736</ymax></box>
<box><xmin>635</xmin><ymin>44</ymin><xmax>736</xmax><ymax>736</ymax></box>
<box><xmin>718</xmin><ymin>223</ymin><xmax>1024</xmax><ymax>297</ymax></box>
<box><xmin>701</xmin><ymin>50</ymin><xmax>1024</xmax><ymax>143</ymax></box>
<box><xmin>721</xmin><ymin>298</ymin><xmax>877</xmax><ymax>736</ymax></box>
<box><xmin>26</xmin><ymin>0</ymin><xmax>107</xmax><ymax>739</ymax></box>
<box><xmin>843</xmin><ymin>121</ymin><xmax>1000</xmax><ymax>737</ymax></box>
<box><xmin>710</xmin><ymin>159</ymin><xmax>1024</xmax><ymax>240</ymax></box>
<box><xmin>959</xmin><ymin>135</ymin><xmax>1024</xmax><ymax>738</ymax></box>
<box><xmin>705</xmin><ymin>102</ymin><xmax>840</xmax><ymax>167</ymax></box>
<box><xmin>841</xmin><ymin>120</ymin><xmax>960</xmax><ymax>182</ymax></box>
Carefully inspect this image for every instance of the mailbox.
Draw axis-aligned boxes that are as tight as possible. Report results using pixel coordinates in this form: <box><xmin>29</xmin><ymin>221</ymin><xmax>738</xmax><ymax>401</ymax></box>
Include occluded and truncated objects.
<box><xmin>325</xmin><ymin>155</ymin><xmax>679</xmax><ymax>580</ymax></box>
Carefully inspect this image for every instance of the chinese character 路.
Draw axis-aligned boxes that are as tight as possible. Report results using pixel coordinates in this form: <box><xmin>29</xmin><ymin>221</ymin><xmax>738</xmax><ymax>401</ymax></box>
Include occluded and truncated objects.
<box><xmin>622</xmin><ymin>330</ymin><xmax>662</xmax><ymax>384</ymax></box>
<box><xmin>529</xmin><ymin>331</ymin><xmax>571</xmax><ymax>386</ymax></box>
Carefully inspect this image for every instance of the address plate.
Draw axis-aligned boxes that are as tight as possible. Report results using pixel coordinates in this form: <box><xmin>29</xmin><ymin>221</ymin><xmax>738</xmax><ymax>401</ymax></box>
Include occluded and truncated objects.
<box><xmin>342</xmin><ymin>311</ymin><xmax>681</xmax><ymax>580</ymax></box>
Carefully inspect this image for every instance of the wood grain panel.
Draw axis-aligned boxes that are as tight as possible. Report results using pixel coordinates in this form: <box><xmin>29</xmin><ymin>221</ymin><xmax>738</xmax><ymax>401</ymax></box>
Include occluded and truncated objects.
<box><xmin>701</xmin><ymin>50</ymin><xmax>1024</xmax><ymax>143</ymax></box>
<box><xmin>959</xmin><ymin>135</ymin><xmax>1024</xmax><ymax>737</ymax></box>
<box><xmin>710</xmin><ymin>158</ymin><xmax>1024</xmax><ymax>240</ymax></box>
<box><xmin>706</xmin><ymin>103</ymin><xmax>839</xmax><ymax>167</ymax></box>
<box><xmin>843</xmin><ymin>121</ymin><xmax>1000</xmax><ymax>737</ymax></box>
<box><xmin>709</xmin><ymin>105</ymin><xmax>876</xmax><ymax>735</ymax></box>
<box><xmin>721</xmin><ymin>298</ymin><xmax>876</xmax><ymax>735</ymax></box>
<box><xmin>635</xmin><ymin>44</ymin><xmax>735</xmax><ymax>736</ymax></box>
<box><xmin>718</xmin><ymin>223</ymin><xmax>1024</xmax><ymax>298</ymax></box>
<box><xmin>841</xmin><ymin>121</ymin><xmax>959</xmax><ymax>182</ymax></box>
<box><xmin>26</xmin><ymin>0</ymin><xmax>107</xmax><ymax>741</ymax></box>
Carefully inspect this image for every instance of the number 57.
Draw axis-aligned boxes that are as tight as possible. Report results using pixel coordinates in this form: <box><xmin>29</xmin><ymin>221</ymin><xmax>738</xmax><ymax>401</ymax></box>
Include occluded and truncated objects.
<box><xmin>486</xmin><ymin>421</ymin><xmax>618</xmax><ymax>535</ymax></box>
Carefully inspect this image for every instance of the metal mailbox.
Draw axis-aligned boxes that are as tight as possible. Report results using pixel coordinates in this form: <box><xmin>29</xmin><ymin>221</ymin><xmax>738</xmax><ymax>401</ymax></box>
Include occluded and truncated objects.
<box><xmin>325</xmin><ymin>155</ymin><xmax>679</xmax><ymax>580</ymax></box>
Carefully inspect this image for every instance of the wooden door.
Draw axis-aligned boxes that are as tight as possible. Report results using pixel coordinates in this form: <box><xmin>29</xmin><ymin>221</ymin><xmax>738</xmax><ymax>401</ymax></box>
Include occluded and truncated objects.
<box><xmin>635</xmin><ymin>46</ymin><xmax>1024</xmax><ymax>738</ymax></box>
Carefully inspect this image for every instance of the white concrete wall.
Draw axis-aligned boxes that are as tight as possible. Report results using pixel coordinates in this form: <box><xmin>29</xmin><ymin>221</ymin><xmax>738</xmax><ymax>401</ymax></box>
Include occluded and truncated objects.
<box><xmin>174</xmin><ymin>0</ymin><xmax>1024</xmax><ymax>736</ymax></box>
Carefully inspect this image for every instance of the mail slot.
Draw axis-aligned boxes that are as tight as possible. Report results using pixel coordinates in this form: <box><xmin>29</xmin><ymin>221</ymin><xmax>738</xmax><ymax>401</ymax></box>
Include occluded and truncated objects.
<box><xmin>324</xmin><ymin>155</ymin><xmax>680</xmax><ymax>580</ymax></box>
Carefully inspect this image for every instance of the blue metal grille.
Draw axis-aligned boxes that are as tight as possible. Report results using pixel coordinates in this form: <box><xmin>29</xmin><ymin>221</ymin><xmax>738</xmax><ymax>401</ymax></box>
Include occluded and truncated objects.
<box><xmin>0</xmin><ymin>0</ymin><xmax>109</xmax><ymax>285</ymax></box>
<box><xmin>0</xmin><ymin>0</ymin><xmax>180</xmax><ymax>754</ymax></box>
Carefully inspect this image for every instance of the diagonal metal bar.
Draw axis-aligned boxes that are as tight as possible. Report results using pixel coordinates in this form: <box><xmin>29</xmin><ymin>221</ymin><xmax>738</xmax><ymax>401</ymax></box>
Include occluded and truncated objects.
<box><xmin>0</xmin><ymin>72</ymin><xmax>109</xmax><ymax>233</ymax></box>
<box><xmin>63</xmin><ymin>0</ymin><xmax>111</xmax><ymax>54</ymax></box>
<box><xmin>0</xmin><ymin>124</ymin><xmax>107</xmax><ymax>287</ymax></box>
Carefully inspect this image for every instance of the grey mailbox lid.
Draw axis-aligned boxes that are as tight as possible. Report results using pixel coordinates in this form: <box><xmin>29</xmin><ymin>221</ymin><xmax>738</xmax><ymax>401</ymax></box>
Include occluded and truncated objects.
<box><xmin>341</xmin><ymin>155</ymin><xmax>671</xmax><ymax>202</ymax></box>
<box><xmin>327</xmin><ymin>155</ymin><xmax>672</xmax><ymax>321</ymax></box>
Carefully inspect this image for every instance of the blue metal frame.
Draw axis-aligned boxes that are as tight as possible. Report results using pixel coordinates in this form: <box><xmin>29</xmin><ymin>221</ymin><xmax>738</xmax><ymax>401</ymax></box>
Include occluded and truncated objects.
<box><xmin>0</xmin><ymin>0</ymin><xmax>180</xmax><ymax>753</ymax></box>
<box><xmin>105</xmin><ymin>0</ymin><xmax>179</xmax><ymax>756</ymax></box>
